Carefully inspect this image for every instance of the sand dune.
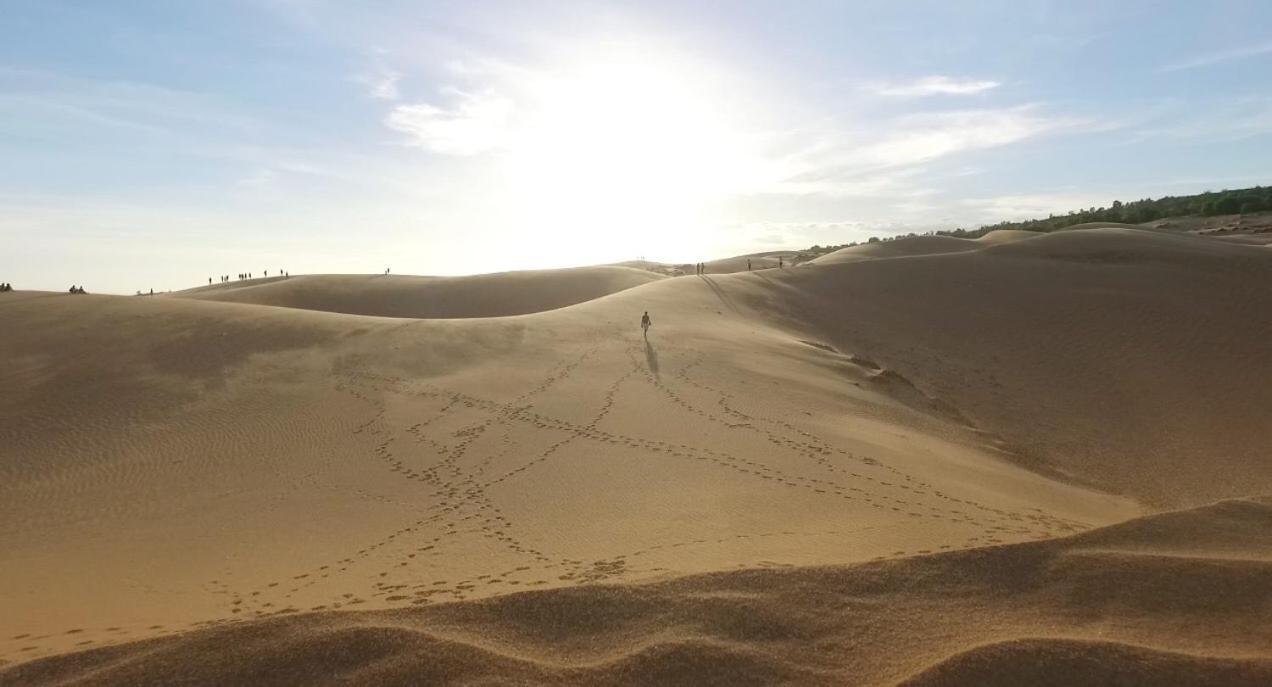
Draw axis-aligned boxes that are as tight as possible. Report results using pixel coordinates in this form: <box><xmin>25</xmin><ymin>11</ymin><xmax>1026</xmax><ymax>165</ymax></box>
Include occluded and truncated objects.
<box><xmin>782</xmin><ymin>228</ymin><xmax>1272</xmax><ymax>506</ymax></box>
<box><xmin>809</xmin><ymin>230</ymin><xmax>1041</xmax><ymax>265</ymax></box>
<box><xmin>176</xmin><ymin>266</ymin><xmax>665</xmax><ymax>318</ymax></box>
<box><xmin>812</xmin><ymin>235</ymin><xmax>986</xmax><ymax>264</ymax></box>
<box><xmin>2</xmin><ymin>226</ymin><xmax>1270</xmax><ymax>683</ymax></box>
<box><xmin>3</xmin><ymin>498</ymin><xmax>1268</xmax><ymax>686</ymax></box>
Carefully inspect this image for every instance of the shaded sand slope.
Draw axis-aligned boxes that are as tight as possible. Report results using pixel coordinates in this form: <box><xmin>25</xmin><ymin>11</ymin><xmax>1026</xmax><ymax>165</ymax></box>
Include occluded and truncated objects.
<box><xmin>176</xmin><ymin>266</ymin><xmax>665</xmax><ymax>318</ymax></box>
<box><xmin>775</xmin><ymin>228</ymin><xmax>1272</xmax><ymax>506</ymax></box>
<box><xmin>810</xmin><ymin>230</ymin><xmax>1040</xmax><ymax>265</ymax></box>
<box><xmin>3</xmin><ymin>498</ymin><xmax>1269</xmax><ymax>686</ymax></box>
<box><xmin>812</xmin><ymin>235</ymin><xmax>985</xmax><ymax>264</ymax></box>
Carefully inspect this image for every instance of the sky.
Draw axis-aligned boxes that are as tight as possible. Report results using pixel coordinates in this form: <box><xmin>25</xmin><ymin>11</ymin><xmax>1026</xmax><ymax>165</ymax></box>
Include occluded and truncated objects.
<box><xmin>2</xmin><ymin>1</ymin><xmax>1271</xmax><ymax>293</ymax></box>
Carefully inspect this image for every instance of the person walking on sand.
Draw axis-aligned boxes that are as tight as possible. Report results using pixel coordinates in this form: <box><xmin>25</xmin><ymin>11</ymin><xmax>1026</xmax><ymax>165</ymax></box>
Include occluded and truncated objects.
<box><xmin>747</xmin><ymin>259</ymin><xmax>752</xmax><ymax>271</ymax></box>
<box><xmin>641</xmin><ymin>311</ymin><xmax>652</xmax><ymax>338</ymax></box>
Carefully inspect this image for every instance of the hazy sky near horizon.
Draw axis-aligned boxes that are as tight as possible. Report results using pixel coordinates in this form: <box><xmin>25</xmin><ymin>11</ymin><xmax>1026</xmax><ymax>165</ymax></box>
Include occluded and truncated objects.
<box><xmin>3</xmin><ymin>1</ymin><xmax>1271</xmax><ymax>293</ymax></box>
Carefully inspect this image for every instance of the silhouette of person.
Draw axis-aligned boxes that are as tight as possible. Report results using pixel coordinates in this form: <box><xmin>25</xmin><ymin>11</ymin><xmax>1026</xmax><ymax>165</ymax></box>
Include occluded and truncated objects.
<box><xmin>747</xmin><ymin>259</ymin><xmax>752</xmax><ymax>271</ymax></box>
<box><xmin>779</xmin><ymin>256</ymin><xmax>784</xmax><ymax>269</ymax></box>
<box><xmin>641</xmin><ymin>311</ymin><xmax>652</xmax><ymax>338</ymax></box>
<box><xmin>385</xmin><ymin>267</ymin><xmax>390</xmax><ymax>275</ymax></box>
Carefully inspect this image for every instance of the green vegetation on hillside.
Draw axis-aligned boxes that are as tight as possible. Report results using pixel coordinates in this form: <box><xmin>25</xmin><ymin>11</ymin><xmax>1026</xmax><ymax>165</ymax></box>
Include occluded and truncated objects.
<box><xmin>793</xmin><ymin>185</ymin><xmax>1271</xmax><ymax>260</ymax></box>
<box><xmin>941</xmin><ymin>185</ymin><xmax>1271</xmax><ymax>238</ymax></box>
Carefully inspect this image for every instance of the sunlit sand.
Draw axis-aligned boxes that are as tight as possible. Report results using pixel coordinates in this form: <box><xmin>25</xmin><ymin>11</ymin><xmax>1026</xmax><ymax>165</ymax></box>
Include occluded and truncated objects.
<box><xmin>3</xmin><ymin>226</ymin><xmax>1271</xmax><ymax>684</ymax></box>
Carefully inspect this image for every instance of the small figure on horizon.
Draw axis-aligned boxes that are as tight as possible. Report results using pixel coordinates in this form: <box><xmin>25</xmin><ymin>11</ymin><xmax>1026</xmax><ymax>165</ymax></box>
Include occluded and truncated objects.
<box><xmin>747</xmin><ymin>259</ymin><xmax>752</xmax><ymax>271</ymax></box>
<box><xmin>264</xmin><ymin>270</ymin><xmax>268</xmax><ymax>277</ymax></box>
<box><xmin>385</xmin><ymin>267</ymin><xmax>390</xmax><ymax>275</ymax></box>
<box><xmin>149</xmin><ymin>288</ymin><xmax>153</xmax><ymax>296</ymax></box>
<box><xmin>641</xmin><ymin>311</ymin><xmax>652</xmax><ymax>338</ymax></box>
<box><xmin>779</xmin><ymin>256</ymin><xmax>784</xmax><ymax>269</ymax></box>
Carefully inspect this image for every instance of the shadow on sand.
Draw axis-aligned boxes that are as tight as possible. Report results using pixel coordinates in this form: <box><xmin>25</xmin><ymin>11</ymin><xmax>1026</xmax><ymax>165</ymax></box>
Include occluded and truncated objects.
<box><xmin>698</xmin><ymin>275</ymin><xmax>741</xmax><ymax>314</ymax></box>
<box><xmin>644</xmin><ymin>338</ymin><xmax>660</xmax><ymax>381</ymax></box>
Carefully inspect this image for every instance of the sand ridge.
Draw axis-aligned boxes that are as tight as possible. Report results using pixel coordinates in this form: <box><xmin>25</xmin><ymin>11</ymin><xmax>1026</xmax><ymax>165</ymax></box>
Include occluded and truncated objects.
<box><xmin>176</xmin><ymin>266</ymin><xmax>665</xmax><ymax>318</ymax></box>
<box><xmin>3</xmin><ymin>498</ymin><xmax>1269</xmax><ymax>685</ymax></box>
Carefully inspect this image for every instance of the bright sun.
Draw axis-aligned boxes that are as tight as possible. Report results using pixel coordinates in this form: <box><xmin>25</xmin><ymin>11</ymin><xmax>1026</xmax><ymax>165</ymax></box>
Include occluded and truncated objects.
<box><xmin>499</xmin><ymin>47</ymin><xmax>766</xmax><ymax>264</ymax></box>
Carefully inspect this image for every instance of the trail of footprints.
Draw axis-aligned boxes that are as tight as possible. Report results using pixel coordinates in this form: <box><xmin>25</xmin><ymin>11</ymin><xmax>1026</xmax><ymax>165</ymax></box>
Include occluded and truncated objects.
<box><xmin>314</xmin><ymin>343</ymin><xmax>1082</xmax><ymax>609</ymax></box>
<box><xmin>8</xmin><ymin>341</ymin><xmax>1094</xmax><ymax>658</ymax></box>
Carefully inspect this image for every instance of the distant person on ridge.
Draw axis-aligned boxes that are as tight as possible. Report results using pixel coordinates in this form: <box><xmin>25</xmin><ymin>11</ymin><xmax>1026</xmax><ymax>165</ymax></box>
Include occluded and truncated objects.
<box><xmin>779</xmin><ymin>256</ymin><xmax>784</xmax><ymax>269</ymax></box>
<box><xmin>747</xmin><ymin>259</ymin><xmax>751</xmax><ymax>271</ymax></box>
<box><xmin>641</xmin><ymin>311</ymin><xmax>652</xmax><ymax>338</ymax></box>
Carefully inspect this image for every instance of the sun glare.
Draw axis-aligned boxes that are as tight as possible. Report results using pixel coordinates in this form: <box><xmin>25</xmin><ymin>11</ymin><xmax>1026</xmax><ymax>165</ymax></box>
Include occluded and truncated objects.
<box><xmin>499</xmin><ymin>48</ymin><xmax>764</xmax><ymax>264</ymax></box>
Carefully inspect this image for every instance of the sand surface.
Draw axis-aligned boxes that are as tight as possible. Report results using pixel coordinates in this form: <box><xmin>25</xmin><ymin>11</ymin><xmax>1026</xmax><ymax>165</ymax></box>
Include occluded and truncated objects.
<box><xmin>2</xmin><ymin>227</ymin><xmax>1270</xmax><ymax>684</ymax></box>
<box><xmin>176</xmin><ymin>266</ymin><xmax>665</xmax><ymax>318</ymax></box>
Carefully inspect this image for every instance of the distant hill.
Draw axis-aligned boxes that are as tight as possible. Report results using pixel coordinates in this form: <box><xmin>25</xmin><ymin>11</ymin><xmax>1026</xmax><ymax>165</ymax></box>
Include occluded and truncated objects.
<box><xmin>945</xmin><ymin>184</ymin><xmax>1272</xmax><ymax>239</ymax></box>
<box><xmin>792</xmin><ymin>185</ymin><xmax>1272</xmax><ymax>260</ymax></box>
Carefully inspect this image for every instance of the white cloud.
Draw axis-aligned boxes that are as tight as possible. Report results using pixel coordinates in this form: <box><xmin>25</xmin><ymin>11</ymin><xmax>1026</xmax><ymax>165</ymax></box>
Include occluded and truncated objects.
<box><xmin>385</xmin><ymin>88</ymin><xmax>513</xmax><ymax>155</ymax></box>
<box><xmin>870</xmin><ymin>75</ymin><xmax>1000</xmax><ymax>97</ymax></box>
<box><xmin>777</xmin><ymin>105</ymin><xmax>1081</xmax><ymax>194</ymax></box>
<box><xmin>362</xmin><ymin>69</ymin><xmax>401</xmax><ymax>100</ymax></box>
<box><xmin>859</xmin><ymin>106</ymin><xmax>1065</xmax><ymax>167</ymax></box>
<box><xmin>961</xmin><ymin>193</ymin><xmax>1109</xmax><ymax>221</ymax></box>
<box><xmin>1158</xmin><ymin>40</ymin><xmax>1272</xmax><ymax>72</ymax></box>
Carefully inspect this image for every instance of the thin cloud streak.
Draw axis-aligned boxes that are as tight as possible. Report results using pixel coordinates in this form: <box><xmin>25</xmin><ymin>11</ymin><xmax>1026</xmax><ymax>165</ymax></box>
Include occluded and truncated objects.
<box><xmin>1158</xmin><ymin>40</ymin><xmax>1272</xmax><ymax>72</ymax></box>
<box><xmin>870</xmin><ymin>75</ymin><xmax>1000</xmax><ymax>97</ymax></box>
<box><xmin>386</xmin><ymin>88</ymin><xmax>514</xmax><ymax>155</ymax></box>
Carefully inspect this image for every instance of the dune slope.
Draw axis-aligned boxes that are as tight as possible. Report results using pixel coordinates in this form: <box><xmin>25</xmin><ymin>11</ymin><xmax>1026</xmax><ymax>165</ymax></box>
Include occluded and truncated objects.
<box><xmin>777</xmin><ymin>228</ymin><xmax>1272</xmax><ymax>506</ymax></box>
<box><xmin>176</xmin><ymin>266</ymin><xmax>665</xmax><ymax>318</ymax></box>
<box><xmin>3</xmin><ymin>498</ymin><xmax>1269</xmax><ymax>686</ymax></box>
<box><xmin>2</xmin><ymin>227</ymin><xmax>1269</xmax><ymax>683</ymax></box>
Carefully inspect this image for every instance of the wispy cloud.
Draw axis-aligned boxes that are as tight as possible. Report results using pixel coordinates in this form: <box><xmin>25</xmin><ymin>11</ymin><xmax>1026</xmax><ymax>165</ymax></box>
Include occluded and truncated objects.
<box><xmin>859</xmin><ymin>106</ymin><xmax>1063</xmax><ymax>166</ymax></box>
<box><xmin>385</xmin><ymin>88</ymin><xmax>513</xmax><ymax>155</ymax></box>
<box><xmin>779</xmin><ymin>105</ymin><xmax>1083</xmax><ymax>196</ymax></box>
<box><xmin>360</xmin><ymin>68</ymin><xmax>401</xmax><ymax>100</ymax></box>
<box><xmin>1127</xmin><ymin>96</ymin><xmax>1272</xmax><ymax>143</ymax></box>
<box><xmin>961</xmin><ymin>193</ymin><xmax>1110</xmax><ymax>221</ymax></box>
<box><xmin>869</xmin><ymin>75</ymin><xmax>1000</xmax><ymax>97</ymax></box>
<box><xmin>1158</xmin><ymin>40</ymin><xmax>1272</xmax><ymax>72</ymax></box>
<box><xmin>355</xmin><ymin>49</ymin><xmax>403</xmax><ymax>100</ymax></box>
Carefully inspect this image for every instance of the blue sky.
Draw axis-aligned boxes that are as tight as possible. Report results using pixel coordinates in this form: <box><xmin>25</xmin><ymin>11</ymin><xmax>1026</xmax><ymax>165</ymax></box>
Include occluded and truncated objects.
<box><xmin>2</xmin><ymin>0</ymin><xmax>1271</xmax><ymax>293</ymax></box>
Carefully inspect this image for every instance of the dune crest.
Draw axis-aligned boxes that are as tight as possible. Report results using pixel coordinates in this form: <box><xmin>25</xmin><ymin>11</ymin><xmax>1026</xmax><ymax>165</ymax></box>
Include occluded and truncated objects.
<box><xmin>176</xmin><ymin>266</ymin><xmax>665</xmax><ymax>318</ymax></box>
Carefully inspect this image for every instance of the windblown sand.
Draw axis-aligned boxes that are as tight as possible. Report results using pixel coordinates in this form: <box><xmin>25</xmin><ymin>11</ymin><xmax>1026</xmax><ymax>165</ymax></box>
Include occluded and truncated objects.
<box><xmin>2</xmin><ymin>228</ymin><xmax>1270</xmax><ymax>685</ymax></box>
